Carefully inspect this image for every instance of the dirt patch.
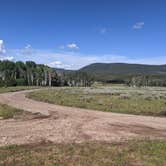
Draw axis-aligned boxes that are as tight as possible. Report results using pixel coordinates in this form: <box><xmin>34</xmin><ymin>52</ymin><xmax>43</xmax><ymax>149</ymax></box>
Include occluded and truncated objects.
<box><xmin>0</xmin><ymin>90</ymin><xmax>166</xmax><ymax>146</ymax></box>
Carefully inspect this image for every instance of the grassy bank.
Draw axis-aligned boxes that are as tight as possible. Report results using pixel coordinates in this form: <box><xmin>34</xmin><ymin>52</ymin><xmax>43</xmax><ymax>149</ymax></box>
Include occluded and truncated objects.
<box><xmin>0</xmin><ymin>140</ymin><xmax>166</xmax><ymax>166</ymax></box>
<box><xmin>0</xmin><ymin>104</ymin><xmax>23</xmax><ymax>119</ymax></box>
<box><xmin>0</xmin><ymin>86</ymin><xmax>39</xmax><ymax>94</ymax></box>
<box><xmin>27</xmin><ymin>86</ymin><xmax>166</xmax><ymax>116</ymax></box>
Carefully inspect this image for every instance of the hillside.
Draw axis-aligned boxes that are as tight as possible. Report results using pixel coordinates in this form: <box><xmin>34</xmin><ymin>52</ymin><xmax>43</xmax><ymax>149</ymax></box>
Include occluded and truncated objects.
<box><xmin>79</xmin><ymin>63</ymin><xmax>166</xmax><ymax>82</ymax></box>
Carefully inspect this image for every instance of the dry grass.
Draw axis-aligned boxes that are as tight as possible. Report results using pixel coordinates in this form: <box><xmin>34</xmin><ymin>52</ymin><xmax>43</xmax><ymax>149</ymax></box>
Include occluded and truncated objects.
<box><xmin>27</xmin><ymin>86</ymin><xmax>166</xmax><ymax>116</ymax></box>
<box><xmin>0</xmin><ymin>104</ymin><xmax>23</xmax><ymax>119</ymax></box>
<box><xmin>0</xmin><ymin>140</ymin><xmax>166</xmax><ymax>166</ymax></box>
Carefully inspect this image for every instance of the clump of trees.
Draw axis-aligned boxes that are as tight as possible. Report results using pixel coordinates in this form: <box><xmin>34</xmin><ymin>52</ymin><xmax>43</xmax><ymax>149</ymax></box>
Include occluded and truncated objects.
<box><xmin>128</xmin><ymin>75</ymin><xmax>166</xmax><ymax>87</ymax></box>
<box><xmin>0</xmin><ymin>60</ymin><xmax>94</xmax><ymax>87</ymax></box>
<box><xmin>0</xmin><ymin>60</ymin><xmax>59</xmax><ymax>87</ymax></box>
<box><xmin>66</xmin><ymin>71</ymin><xmax>94</xmax><ymax>87</ymax></box>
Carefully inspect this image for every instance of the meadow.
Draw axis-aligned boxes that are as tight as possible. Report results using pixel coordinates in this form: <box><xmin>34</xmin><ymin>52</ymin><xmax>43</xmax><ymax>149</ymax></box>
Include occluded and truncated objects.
<box><xmin>0</xmin><ymin>140</ymin><xmax>166</xmax><ymax>166</ymax></box>
<box><xmin>27</xmin><ymin>85</ymin><xmax>166</xmax><ymax>116</ymax></box>
<box><xmin>0</xmin><ymin>85</ymin><xmax>166</xmax><ymax>166</ymax></box>
<box><xmin>1</xmin><ymin>85</ymin><xmax>166</xmax><ymax>166</ymax></box>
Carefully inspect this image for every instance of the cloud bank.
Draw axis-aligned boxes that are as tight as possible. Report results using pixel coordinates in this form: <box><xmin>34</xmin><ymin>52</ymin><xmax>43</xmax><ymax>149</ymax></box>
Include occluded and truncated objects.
<box><xmin>1</xmin><ymin>40</ymin><xmax>166</xmax><ymax>70</ymax></box>
<box><xmin>6</xmin><ymin>48</ymin><xmax>166</xmax><ymax>70</ymax></box>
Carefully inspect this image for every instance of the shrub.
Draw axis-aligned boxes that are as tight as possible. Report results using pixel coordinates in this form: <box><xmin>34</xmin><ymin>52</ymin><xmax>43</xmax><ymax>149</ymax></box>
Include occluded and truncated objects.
<box><xmin>16</xmin><ymin>78</ymin><xmax>26</xmax><ymax>86</ymax></box>
<box><xmin>5</xmin><ymin>79</ymin><xmax>17</xmax><ymax>87</ymax></box>
<box><xmin>0</xmin><ymin>80</ymin><xmax>5</xmax><ymax>87</ymax></box>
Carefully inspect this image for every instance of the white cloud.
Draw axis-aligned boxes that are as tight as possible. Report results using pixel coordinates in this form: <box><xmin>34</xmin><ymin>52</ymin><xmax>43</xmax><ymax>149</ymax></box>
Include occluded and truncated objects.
<box><xmin>66</xmin><ymin>43</ymin><xmax>79</xmax><ymax>49</ymax></box>
<box><xmin>25</xmin><ymin>44</ymin><xmax>32</xmax><ymax>49</ymax></box>
<box><xmin>59</xmin><ymin>43</ymin><xmax>79</xmax><ymax>50</ymax></box>
<box><xmin>133</xmin><ymin>22</ymin><xmax>144</xmax><ymax>29</ymax></box>
<box><xmin>14</xmin><ymin>44</ymin><xmax>35</xmax><ymax>55</ymax></box>
<box><xmin>0</xmin><ymin>56</ymin><xmax>14</xmax><ymax>61</ymax></box>
<box><xmin>2</xmin><ymin>42</ymin><xmax>166</xmax><ymax>69</ymax></box>
<box><xmin>0</xmin><ymin>40</ymin><xmax>14</xmax><ymax>61</ymax></box>
<box><xmin>8</xmin><ymin>48</ymin><xmax>128</xmax><ymax>69</ymax></box>
<box><xmin>48</xmin><ymin>60</ymin><xmax>72</xmax><ymax>69</ymax></box>
<box><xmin>0</xmin><ymin>40</ymin><xmax>6</xmax><ymax>54</ymax></box>
<box><xmin>5</xmin><ymin>47</ymin><xmax>166</xmax><ymax>70</ymax></box>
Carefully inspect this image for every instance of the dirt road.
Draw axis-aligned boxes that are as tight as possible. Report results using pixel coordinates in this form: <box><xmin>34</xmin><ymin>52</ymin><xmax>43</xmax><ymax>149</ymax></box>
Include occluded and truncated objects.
<box><xmin>0</xmin><ymin>90</ymin><xmax>166</xmax><ymax>146</ymax></box>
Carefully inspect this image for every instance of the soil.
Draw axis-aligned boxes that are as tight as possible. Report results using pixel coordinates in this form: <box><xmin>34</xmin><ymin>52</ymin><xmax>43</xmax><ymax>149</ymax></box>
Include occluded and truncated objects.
<box><xmin>0</xmin><ymin>90</ymin><xmax>166</xmax><ymax>146</ymax></box>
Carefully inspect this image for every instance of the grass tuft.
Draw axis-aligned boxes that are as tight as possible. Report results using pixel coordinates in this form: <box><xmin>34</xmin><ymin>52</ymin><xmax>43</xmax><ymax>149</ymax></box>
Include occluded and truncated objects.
<box><xmin>0</xmin><ymin>104</ymin><xmax>23</xmax><ymax>119</ymax></box>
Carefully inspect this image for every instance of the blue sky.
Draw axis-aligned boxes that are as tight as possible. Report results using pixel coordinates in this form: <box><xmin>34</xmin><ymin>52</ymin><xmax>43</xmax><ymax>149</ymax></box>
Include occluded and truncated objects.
<box><xmin>0</xmin><ymin>0</ymin><xmax>166</xmax><ymax>69</ymax></box>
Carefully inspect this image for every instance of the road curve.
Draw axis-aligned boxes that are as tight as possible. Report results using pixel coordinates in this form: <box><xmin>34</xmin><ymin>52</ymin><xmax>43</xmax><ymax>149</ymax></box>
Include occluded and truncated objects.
<box><xmin>0</xmin><ymin>89</ymin><xmax>166</xmax><ymax>146</ymax></box>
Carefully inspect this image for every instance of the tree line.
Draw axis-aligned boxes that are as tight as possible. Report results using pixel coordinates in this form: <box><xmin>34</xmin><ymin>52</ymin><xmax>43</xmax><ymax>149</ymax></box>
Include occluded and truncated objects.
<box><xmin>0</xmin><ymin>60</ymin><xmax>94</xmax><ymax>87</ymax></box>
<box><xmin>2</xmin><ymin>60</ymin><xmax>164</xmax><ymax>88</ymax></box>
<box><xmin>127</xmin><ymin>75</ymin><xmax>166</xmax><ymax>87</ymax></box>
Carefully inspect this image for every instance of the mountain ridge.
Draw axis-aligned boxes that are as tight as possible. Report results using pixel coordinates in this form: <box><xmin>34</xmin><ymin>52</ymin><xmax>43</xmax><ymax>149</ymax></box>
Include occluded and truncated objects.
<box><xmin>55</xmin><ymin>63</ymin><xmax>166</xmax><ymax>82</ymax></box>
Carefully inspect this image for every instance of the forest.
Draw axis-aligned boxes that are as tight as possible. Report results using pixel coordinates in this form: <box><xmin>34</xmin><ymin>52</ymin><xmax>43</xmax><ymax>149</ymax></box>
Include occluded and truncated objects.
<box><xmin>0</xmin><ymin>60</ymin><xmax>94</xmax><ymax>87</ymax></box>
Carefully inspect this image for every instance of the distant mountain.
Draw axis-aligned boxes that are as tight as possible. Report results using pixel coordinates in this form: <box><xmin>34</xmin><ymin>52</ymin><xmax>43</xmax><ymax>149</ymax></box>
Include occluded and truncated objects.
<box><xmin>79</xmin><ymin>63</ymin><xmax>166</xmax><ymax>82</ymax></box>
<box><xmin>54</xmin><ymin>63</ymin><xmax>166</xmax><ymax>82</ymax></box>
<box><xmin>54</xmin><ymin>68</ymin><xmax>74</xmax><ymax>75</ymax></box>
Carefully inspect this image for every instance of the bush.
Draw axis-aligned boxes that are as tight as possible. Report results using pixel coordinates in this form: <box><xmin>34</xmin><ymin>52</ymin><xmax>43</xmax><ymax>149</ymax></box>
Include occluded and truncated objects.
<box><xmin>16</xmin><ymin>78</ymin><xmax>26</xmax><ymax>86</ymax></box>
<box><xmin>0</xmin><ymin>80</ymin><xmax>5</xmax><ymax>87</ymax></box>
<box><xmin>5</xmin><ymin>79</ymin><xmax>17</xmax><ymax>87</ymax></box>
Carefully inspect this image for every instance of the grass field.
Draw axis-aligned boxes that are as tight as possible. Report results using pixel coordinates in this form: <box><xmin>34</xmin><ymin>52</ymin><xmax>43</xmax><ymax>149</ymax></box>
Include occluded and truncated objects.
<box><xmin>1</xmin><ymin>86</ymin><xmax>166</xmax><ymax>165</ymax></box>
<box><xmin>0</xmin><ymin>104</ymin><xmax>23</xmax><ymax>119</ymax></box>
<box><xmin>27</xmin><ymin>86</ymin><xmax>166</xmax><ymax>116</ymax></box>
<box><xmin>0</xmin><ymin>86</ymin><xmax>39</xmax><ymax>94</ymax></box>
<box><xmin>0</xmin><ymin>140</ymin><xmax>166</xmax><ymax>166</ymax></box>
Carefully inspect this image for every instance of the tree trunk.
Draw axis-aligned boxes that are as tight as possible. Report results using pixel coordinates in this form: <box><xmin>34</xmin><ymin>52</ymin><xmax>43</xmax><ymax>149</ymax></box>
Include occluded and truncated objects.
<box><xmin>36</xmin><ymin>79</ymin><xmax>39</xmax><ymax>86</ymax></box>
<box><xmin>27</xmin><ymin>72</ymin><xmax>30</xmax><ymax>86</ymax></box>
<box><xmin>31</xmin><ymin>74</ymin><xmax>34</xmax><ymax>86</ymax></box>
<box><xmin>48</xmin><ymin>72</ymin><xmax>52</xmax><ymax>87</ymax></box>
<box><xmin>44</xmin><ymin>70</ymin><xmax>47</xmax><ymax>86</ymax></box>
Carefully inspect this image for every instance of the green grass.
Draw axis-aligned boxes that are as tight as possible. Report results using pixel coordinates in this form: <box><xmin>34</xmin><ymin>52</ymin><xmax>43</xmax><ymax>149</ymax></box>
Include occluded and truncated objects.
<box><xmin>27</xmin><ymin>86</ymin><xmax>166</xmax><ymax>116</ymax></box>
<box><xmin>0</xmin><ymin>140</ymin><xmax>166</xmax><ymax>166</ymax></box>
<box><xmin>0</xmin><ymin>104</ymin><xmax>23</xmax><ymax>119</ymax></box>
<box><xmin>0</xmin><ymin>86</ymin><xmax>39</xmax><ymax>94</ymax></box>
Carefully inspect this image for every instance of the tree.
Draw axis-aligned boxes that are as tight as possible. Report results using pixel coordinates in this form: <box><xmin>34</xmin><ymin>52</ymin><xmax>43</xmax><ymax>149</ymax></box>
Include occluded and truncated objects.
<box><xmin>26</xmin><ymin>61</ymin><xmax>36</xmax><ymax>86</ymax></box>
<box><xmin>15</xmin><ymin>61</ymin><xmax>26</xmax><ymax>79</ymax></box>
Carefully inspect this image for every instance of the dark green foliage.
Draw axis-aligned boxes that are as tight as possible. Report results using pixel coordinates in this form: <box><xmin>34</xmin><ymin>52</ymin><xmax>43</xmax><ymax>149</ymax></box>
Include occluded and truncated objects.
<box><xmin>0</xmin><ymin>60</ymin><xmax>58</xmax><ymax>87</ymax></box>
<box><xmin>0</xmin><ymin>60</ymin><xmax>93</xmax><ymax>87</ymax></box>
<box><xmin>16</xmin><ymin>79</ymin><xmax>26</xmax><ymax>86</ymax></box>
<box><xmin>79</xmin><ymin>63</ymin><xmax>166</xmax><ymax>86</ymax></box>
<box><xmin>80</xmin><ymin>63</ymin><xmax>166</xmax><ymax>76</ymax></box>
<box><xmin>5</xmin><ymin>79</ymin><xmax>17</xmax><ymax>87</ymax></box>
